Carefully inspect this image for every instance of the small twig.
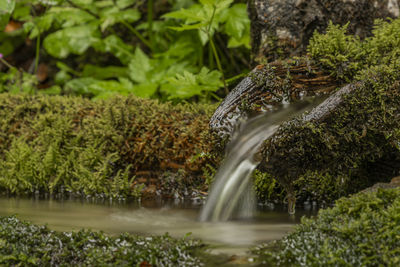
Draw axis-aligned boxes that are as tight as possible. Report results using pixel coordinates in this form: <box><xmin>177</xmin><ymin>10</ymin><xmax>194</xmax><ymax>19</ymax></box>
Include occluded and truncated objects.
<box><xmin>0</xmin><ymin>57</ymin><xmax>14</xmax><ymax>69</ymax></box>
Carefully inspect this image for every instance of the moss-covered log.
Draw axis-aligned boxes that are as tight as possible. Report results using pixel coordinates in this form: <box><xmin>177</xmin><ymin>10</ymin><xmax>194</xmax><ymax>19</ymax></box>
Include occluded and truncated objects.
<box><xmin>0</xmin><ymin>94</ymin><xmax>219</xmax><ymax>198</ymax></box>
<box><xmin>248</xmin><ymin>0</ymin><xmax>400</xmax><ymax>62</ymax></box>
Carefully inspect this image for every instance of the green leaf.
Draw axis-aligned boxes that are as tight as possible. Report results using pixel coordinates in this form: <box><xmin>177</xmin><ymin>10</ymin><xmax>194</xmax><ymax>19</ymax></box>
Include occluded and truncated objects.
<box><xmin>93</xmin><ymin>34</ymin><xmax>134</xmax><ymax>64</ymax></box>
<box><xmin>162</xmin><ymin>67</ymin><xmax>222</xmax><ymax>99</ymax></box>
<box><xmin>0</xmin><ymin>0</ymin><xmax>15</xmax><ymax>30</ymax></box>
<box><xmin>131</xmin><ymin>83</ymin><xmax>157</xmax><ymax>98</ymax></box>
<box><xmin>43</xmin><ymin>24</ymin><xmax>100</xmax><ymax>58</ymax></box>
<box><xmin>26</xmin><ymin>13</ymin><xmax>55</xmax><ymax>39</ymax></box>
<box><xmin>100</xmin><ymin>7</ymin><xmax>140</xmax><ymax>31</ymax></box>
<box><xmin>116</xmin><ymin>0</ymin><xmax>136</xmax><ymax>9</ymax></box>
<box><xmin>47</xmin><ymin>7</ymin><xmax>95</xmax><ymax>27</ymax></box>
<box><xmin>128</xmin><ymin>47</ymin><xmax>152</xmax><ymax>83</ymax></box>
<box><xmin>82</xmin><ymin>64</ymin><xmax>128</xmax><ymax>80</ymax></box>
<box><xmin>224</xmin><ymin>4</ymin><xmax>249</xmax><ymax>39</ymax></box>
<box><xmin>64</xmin><ymin>77</ymin><xmax>97</xmax><ymax>95</ymax></box>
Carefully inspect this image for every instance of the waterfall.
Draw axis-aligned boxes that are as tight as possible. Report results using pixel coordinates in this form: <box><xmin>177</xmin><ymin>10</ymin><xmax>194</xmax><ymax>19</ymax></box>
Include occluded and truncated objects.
<box><xmin>199</xmin><ymin>101</ymin><xmax>318</xmax><ymax>222</ymax></box>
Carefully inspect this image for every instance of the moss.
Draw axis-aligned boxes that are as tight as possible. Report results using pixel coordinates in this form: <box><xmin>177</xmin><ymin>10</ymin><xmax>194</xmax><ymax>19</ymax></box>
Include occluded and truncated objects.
<box><xmin>0</xmin><ymin>215</ymin><xmax>207</xmax><ymax>266</ymax></box>
<box><xmin>253</xmin><ymin>170</ymin><xmax>285</xmax><ymax>202</ymax></box>
<box><xmin>0</xmin><ymin>94</ymin><xmax>219</xmax><ymax>198</ymax></box>
<box><xmin>308</xmin><ymin>18</ymin><xmax>400</xmax><ymax>81</ymax></box>
<box><xmin>260</xmin><ymin>64</ymin><xmax>400</xmax><ymax>202</ymax></box>
<box><xmin>252</xmin><ymin>188</ymin><xmax>400</xmax><ymax>266</ymax></box>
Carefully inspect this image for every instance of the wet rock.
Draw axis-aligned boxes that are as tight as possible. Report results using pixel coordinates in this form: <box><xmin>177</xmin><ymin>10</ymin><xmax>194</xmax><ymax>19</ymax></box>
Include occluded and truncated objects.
<box><xmin>209</xmin><ymin>59</ymin><xmax>338</xmax><ymax>139</ymax></box>
<box><xmin>249</xmin><ymin>0</ymin><xmax>400</xmax><ymax>62</ymax></box>
<box><xmin>259</xmin><ymin>70</ymin><xmax>400</xmax><ymax>197</ymax></box>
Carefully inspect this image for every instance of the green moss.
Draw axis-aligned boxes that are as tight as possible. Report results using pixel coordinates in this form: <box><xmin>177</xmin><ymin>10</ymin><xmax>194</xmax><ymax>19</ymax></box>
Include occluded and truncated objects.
<box><xmin>0</xmin><ymin>94</ymin><xmax>219</xmax><ymax>198</ymax></box>
<box><xmin>260</xmin><ymin>63</ymin><xmax>400</xmax><ymax>202</ymax></box>
<box><xmin>253</xmin><ymin>170</ymin><xmax>285</xmax><ymax>202</ymax></box>
<box><xmin>0</xmin><ymin>215</ymin><xmax>207</xmax><ymax>266</ymax></box>
<box><xmin>308</xmin><ymin>18</ymin><xmax>400</xmax><ymax>81</ymax></box>
<box><xmin>252</xmin><ymin>188</ymin><xmax>400</xmax><ymax>266</ymax></box>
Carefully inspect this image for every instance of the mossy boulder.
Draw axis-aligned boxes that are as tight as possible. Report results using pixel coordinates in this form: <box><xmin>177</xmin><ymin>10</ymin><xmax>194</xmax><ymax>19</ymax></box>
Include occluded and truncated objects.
<box><xmin>0</xmin><ymin>94</ymin><xmax>219</xmax><ymax>198</ymax></box>
<box><xmin>211</xmin><ymin>17</ymin><xmax>400</xmax><ymax>203</ymax></box>
<box><xmin>260</xmin><ymin>68</ymin><xmax>400</xmax><ymax>202</ymax></box>
<box><xmin>252</xmin><ymin>188</ymin><xmax>400</xmax><ymax>266</ymax></box>
<box><xmin>249</xmin><ymin>0</ymin><xmax>400</xmax><ymax>62</ymax></box>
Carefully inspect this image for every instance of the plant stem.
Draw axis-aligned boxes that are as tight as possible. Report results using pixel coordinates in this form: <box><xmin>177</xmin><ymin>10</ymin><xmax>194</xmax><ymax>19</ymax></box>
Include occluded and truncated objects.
<box><xmin>0</xmin><ymin>58</ymin><xmax>14</xmax><ymax>70</ymax></box>
<box><xmin>206</xmin><ymin>5</ymin><xmax>228</xmax><ymax>94</ymax></box>
<box><xmin>209</xmin><ymin>35</ymin><xmax>228</xmax><ymax>94</ymax></box>
<box><xmin>34</xmin><ymin>33</ymin><xmax>40</xmax><ymax>74</ymax></box>
<box><xmin>147</xmin><ymin>0</ymin><xmax>154</xmax><ymax>50</ymax></box>
<box><xmin>120</xmin><ymin>21</ymin><xmax>152</xmax><ymax>50</ymax></box>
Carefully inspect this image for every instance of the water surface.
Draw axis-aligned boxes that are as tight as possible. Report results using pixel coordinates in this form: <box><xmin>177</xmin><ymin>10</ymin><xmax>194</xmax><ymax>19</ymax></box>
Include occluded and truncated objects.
<box><xmin>0</xmin><ymin>197</ymin><xmax>316</xmax><ymax>254</ymax></box>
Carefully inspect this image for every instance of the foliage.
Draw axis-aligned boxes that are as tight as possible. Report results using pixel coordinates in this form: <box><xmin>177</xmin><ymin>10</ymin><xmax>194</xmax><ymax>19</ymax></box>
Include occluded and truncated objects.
<box><xmin>0</xmin><ymin>0</ymin><xmax>251</xmax><ymax>101</ymax></box>
<box><xmin>0</xmin><ymin>93</ymin><xmax>219</xmax><ymax>198</ymax></box>
<box><xmin>308</xmin><ymin>18</ymin><xmax>400</xmax><ymax>81</ymax></box>
<box><xmin>0</xmin><ymin>215</ymin><xmax>205</xmax><ymax>266</ymax></box>
<box><xmin>252</xmin><ymin>188</ymin><xmax>400</xmax><ymax>266</ymax></box>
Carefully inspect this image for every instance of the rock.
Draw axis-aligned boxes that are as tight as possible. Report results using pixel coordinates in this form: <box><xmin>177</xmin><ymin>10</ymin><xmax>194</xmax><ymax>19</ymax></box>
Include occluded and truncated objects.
<box><xmin>361</xmin><ymin>176</ymin><xmax>400</xmax><ymax>192</ymax></box>
<box><xmin>248</xmin><ymin>0</ymin><xmax>400</xmax><ymax>62</ymax></box>
<box><xmin>259</xmin><ymin>69</ymin><xmax>400</xmax><ymax>199</ymax></box>
<box><xmin>209</xmin><ymin>59</ymin><xmax>338</xmax><ymax>139</ymax></box>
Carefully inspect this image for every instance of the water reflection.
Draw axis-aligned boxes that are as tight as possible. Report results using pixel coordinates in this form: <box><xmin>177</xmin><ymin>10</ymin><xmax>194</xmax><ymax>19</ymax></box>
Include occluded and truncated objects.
<box><xmin>0</xmin><ymin>197</ymin><xmax>316</xmax><ymax>254</ymax></box>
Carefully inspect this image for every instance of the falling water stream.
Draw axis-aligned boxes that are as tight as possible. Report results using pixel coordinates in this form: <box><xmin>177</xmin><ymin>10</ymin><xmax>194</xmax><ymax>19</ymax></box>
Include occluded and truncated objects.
<box><xmin>200</xmin><ymin>100</ymin><xmax>321</xmax><ymax>221</ymax></box>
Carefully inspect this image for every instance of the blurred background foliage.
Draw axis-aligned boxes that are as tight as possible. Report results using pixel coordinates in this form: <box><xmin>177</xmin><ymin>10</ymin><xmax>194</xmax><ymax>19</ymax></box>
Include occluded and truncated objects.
<box><xmin>0</xmin><ymin>0</ymin><xmax>251</xmax><ymax>102</ymax></box>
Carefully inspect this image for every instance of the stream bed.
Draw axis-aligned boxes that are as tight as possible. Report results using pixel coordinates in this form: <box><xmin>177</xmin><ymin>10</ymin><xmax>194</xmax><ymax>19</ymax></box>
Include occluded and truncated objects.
<box><xmin>0</xmin><ymin>197</ymin><xmax>317</xmax><ymax>255</ymax></box>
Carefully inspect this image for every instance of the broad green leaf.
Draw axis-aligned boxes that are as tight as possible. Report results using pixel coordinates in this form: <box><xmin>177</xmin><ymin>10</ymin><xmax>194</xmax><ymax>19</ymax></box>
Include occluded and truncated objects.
<box><xmin>227</xmin><ymin>34</ymin><xmax>250</xmax><ymax>48</ymax></box>
<box><xmin>163</xmin><ymin>6</ymin><xmax>205</xmax><ymax>22</ymax></box>
<box><xmin>100</xmin><ymin>7</ymin><xmax>140</xmax><ymax>31</ymax></box>
<box><xmin>116</xmin><ymin>0</ymin><xmax>136</xmax><ymax>9</ymax></box>
<box><xmin>131</xmin><ymin>83</ymin><xmax>157</xmax><ymax>98</ymax></box>
<box><xmin>64</xmin><ymin>77</ymin><xmax>97</xmax><ymax>95</ymax></box>
<box><xmin>39</xmin><ymin>85</ymin><xmax>62</xmax><ymax>95</ymax></box>
<box><xmin>11</xmin><ymin>4</ymin><xmax>30</xmax><ymax>20</ymax></box>
<box><xmin>162</xmin><ymin>67</ymin><xmax>222</xmax><ymax>99</ymax></box>
<box><xmin>93</xmin><ymin>34</ymin><xmax>134</xmax><ymax>64</ymax></box>
<box><xmin>73</xmin><ymin>0</ymin><xmax>93</xmax><ymax>5</ymax></box>
<box><xmin>224</xmin><ymin>4</ymin><xmax>249</xmax><ymax>39</ymax></box>
<box><xmin>128</xmin><ymin>47</ymin><xmax>152</xmax><ymax>83</ymax></box>
<box><xmin>0</xmin><ymin>0</ymin><xmax>15</xmax><ymax>30</ymax></box>
<box><xmin>168</xmin><ymin>22</ymin><xmax>207</xmax><ymax>31</ymax></box>
<box><xmin>25</xmin><ymin>13</ymin><xmax>55</xmax><ymax>39</ymax></box>
<box><xmin>44</xmin><ymin>24</ymin><xmax>100</xmax><ymax>58</ymax></box>
<box><xmin>82</xmin><ymin>64</ymin><xmax>128</xmax><ymax>80</ymax></box>
<box><xmin>47</xmin><ymin>7</ymin><xmax>95</xmax><ymax>27</ymax></box>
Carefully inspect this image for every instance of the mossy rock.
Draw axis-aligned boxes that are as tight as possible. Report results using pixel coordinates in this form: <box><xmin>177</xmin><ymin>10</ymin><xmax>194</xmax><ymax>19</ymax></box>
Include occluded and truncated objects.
<box><xmin>0</xmin><ymin>94</ymin><xmax>219</xmax><ymax>198</ymax></box>
<box><xmin>252</xmin><ymin>187</ymin><xmax>400</xmax><ymax>266</ymax></box>
<box><xmin>259</xmin><ymin>65</ymin><xmax>400</xmax><ymax>202</ymax></box>
<box><xmin>249</xmin><ymin>0</ymin><xmax>400</xmax><ymax>63</ymax></box>
<box><xmin>211</xmin><ymin>17</ymin><xmax>400</xmax><ymax>203</ymax></box>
